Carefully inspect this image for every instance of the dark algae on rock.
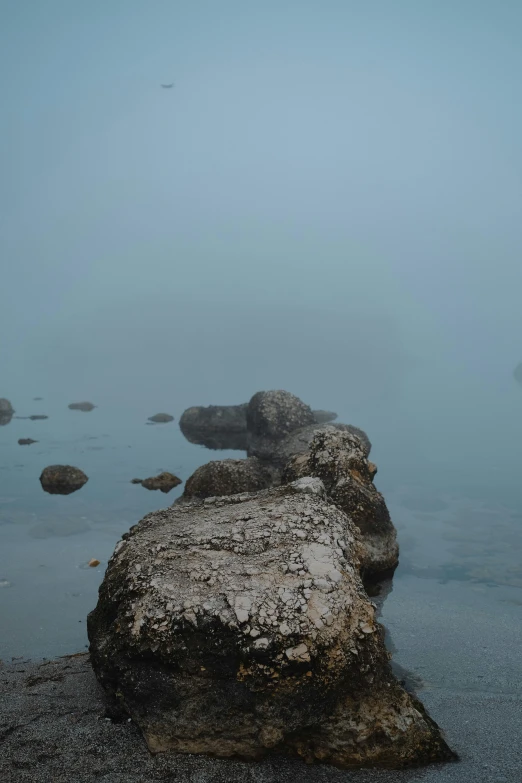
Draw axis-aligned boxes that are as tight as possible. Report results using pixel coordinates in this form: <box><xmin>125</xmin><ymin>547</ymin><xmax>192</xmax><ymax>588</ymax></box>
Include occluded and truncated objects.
<box><xmin>39</xmin><ymin>465</ymin><xmax>89</xmax><ymax>495</ymax></box>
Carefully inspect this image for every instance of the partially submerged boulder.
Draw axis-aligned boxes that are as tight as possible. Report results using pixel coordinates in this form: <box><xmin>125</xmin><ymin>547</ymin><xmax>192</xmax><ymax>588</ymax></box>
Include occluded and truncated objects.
<box><xmin>181</xmin><ymin>457</ymin><xmax>272</xmax><ymax>500</ymax></box>
<box><xmin>148</xmin><ymin>413</ymin><xmax>174</xmax><ymax>424</ymax></box>
<box><xmin>135</xmin><ymin>472</ymin><xmax>182</xmax><ymax>493</ymax></box>
<box><xmin>88</xmin><ymin>483</ymin><xmax>454</xmax><ymax>769</ymax></box>
<box><xmin>247</xmin><ymin>391</ymin><xmax>316</xmax><ymax>459</ymax></box>
<box><xmin>0</xmin><ymin>398</ymin><xmax>14</xmax><ymax>426</ymax></box>
<box><xmin>68</xmin><ymin>401</ymin><xmax>96</xmax><ymax>412</ymax></box>
<box><xmin>18</xmin><ymin>438</ymin><xmax>38</xmax><ymax>446</ymax></box>
<box><xmin>312</xmin><ymin>409</ymin><xmax>338</xmax><ymax>424</ymax></box>
<box><xmin>282</xmin><ymin>430</ymin><xmax>398</xmax><ymax>580</ymax></box>
<box><xmin>39</xmin><ymin>465</ymin><xmax>88</xmax><ymax>495</ymax></box>
<box><xmin>180</xmin><ymin>404</ymin><xmax>249</xmax><ymax>450</ymax></box>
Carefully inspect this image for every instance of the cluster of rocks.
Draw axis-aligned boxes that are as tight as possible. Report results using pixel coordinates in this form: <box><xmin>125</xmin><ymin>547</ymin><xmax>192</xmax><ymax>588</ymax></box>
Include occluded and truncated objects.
<box><xmin>88</xmin><ymin>390</ymin><xmax>455</xmax><ymax>770</ymax></box>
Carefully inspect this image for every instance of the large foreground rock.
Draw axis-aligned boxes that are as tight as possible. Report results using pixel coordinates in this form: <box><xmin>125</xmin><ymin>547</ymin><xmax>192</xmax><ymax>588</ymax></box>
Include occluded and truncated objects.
<box><xmin>182</xmin><ymin>457</ymin><xmax>272</xmax><ymax>500</ymax></box>
<box><xmin>40</xmin><ymin>465</ymin><xmax>89</xmax><ymax>495</ymax></box>
<box><xmin>282</xmin><ymin>430</ymin><xmax>398</xmax><ymax>580</ymax></box>
<box><xmin>88</xmin><ymin>483</ymin><xmax>453</xmax><ymax>769</ymax></box>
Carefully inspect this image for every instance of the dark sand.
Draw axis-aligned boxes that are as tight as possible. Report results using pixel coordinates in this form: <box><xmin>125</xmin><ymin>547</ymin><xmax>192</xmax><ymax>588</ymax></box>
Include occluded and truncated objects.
<box><xmin>1</xmin><ymin>576</ymin><xmax>520</xmax><ymax>783</ymax></box>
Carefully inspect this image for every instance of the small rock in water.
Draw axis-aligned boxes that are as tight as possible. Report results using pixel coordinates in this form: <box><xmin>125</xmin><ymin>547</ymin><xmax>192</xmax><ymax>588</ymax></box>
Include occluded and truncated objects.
<box><xmin>130</xmin><ymin>478</ymin><xmax>143</xmax><ymax>485</ymax></box>
<box><xmin>29</xmin><ymin>415</ymin><xmax>48</xmax><ymax>421</ymax></box>
<box><xmin>39</xmin><ymin>465</ymin><xmax>89</xmax><ymax>496</ymax></box>
<box><xmin>148</xmin><ymin>413</ymin><xmax>174</xmax><ymax>423</ymax></box>
<box><xmin>88</xmin><ymin>559</ymin><xmax>100</xmax><ymax>568</ymax></box>
<box><xmin>18</xmin><ymin>438</ymin><xmax>38</xmax><ymax>446</ymax></box>
<box><xmin>33</xmin><ymin>397</ymin><xmax>43</xmax><ymax>401</ymax></box>
<box><xmin>68</xmin><ymin>402</ymin><xmax>96</xmax><ymax>412</ymax></box>
<box><xmin>140</xmin><ymin>472</ymin><xmax>182</xmax><ymax>493</ymax></box>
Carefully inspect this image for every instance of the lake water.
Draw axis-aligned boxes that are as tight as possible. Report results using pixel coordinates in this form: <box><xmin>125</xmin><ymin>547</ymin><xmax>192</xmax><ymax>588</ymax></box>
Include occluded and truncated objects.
<box><xmin>1</xmin><ymin>390</ymin><xmax>521</xmax><ymax>661</ymax></box>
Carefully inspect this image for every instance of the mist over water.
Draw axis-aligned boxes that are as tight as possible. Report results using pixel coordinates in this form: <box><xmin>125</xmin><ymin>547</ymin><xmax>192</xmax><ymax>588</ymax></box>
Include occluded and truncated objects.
<box><xmin>1</xmin><ymin>1</ymin><xmax>522</xmax><ymax>660</ymax></box>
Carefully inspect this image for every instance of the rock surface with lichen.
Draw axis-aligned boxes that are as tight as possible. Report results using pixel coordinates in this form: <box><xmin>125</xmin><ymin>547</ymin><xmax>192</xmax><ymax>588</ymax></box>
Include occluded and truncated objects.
<box><xmin>246</xmin><ymin>390</ymin><xmax>316</xmax><ymax>460</ymax></box>
<box><xmin>181</xmin><ymin>457</ymin><xmax>272</xmax><ymax>500</ymax></box>
<box><xmin>88</xmin><ymin>481</ymin><xmax>453</xmax><ymax>769</ymax></box>
<box><xmin>270</xmin><ymin>422</ymin><xmax>372</xmax><ymax>468</ymax></box>
<box><xmin>282</xmin><ymin>430</ymin><xmax>398</xmax><ymax>580</ymax></box>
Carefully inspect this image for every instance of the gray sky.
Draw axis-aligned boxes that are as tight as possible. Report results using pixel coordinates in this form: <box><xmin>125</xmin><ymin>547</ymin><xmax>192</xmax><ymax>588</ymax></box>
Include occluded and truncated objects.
<box><xmin>2</xmin><ymin>1</ymin><xmax>522</xmax><ymax>491</ymax></box>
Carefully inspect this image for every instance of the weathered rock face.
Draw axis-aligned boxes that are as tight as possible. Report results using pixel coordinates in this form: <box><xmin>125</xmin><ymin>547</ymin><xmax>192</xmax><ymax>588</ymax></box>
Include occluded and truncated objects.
<box><xmin>135</xmin><ymin>473</ymin><xmax>182</xmax><ymax>493</ymax></box>
<box><xmin>88</xmin><ymin>483</ymin><xmax>454</xmax><ymax>769</ymax></box>
<box><xmin>182</xmin><ymin>458</ymin><xmax>272</xmax><ymax>500</ymax></box>
<box><xmin>180</xmin><ymin>404</ymin><xmax>249</xmax><ymax>450</ymax></box>
<box><xmin>148</xmin><ymin>413</ymin><xmax>174</xmax><ymax>424</ymax></box>
<box><xmin>68</xmin><ymin>402</ymin><xmax>96</xmax><ymax>412</ymax></box>
<box><xmin>246</xmin><ymin>391</ymin><xmax>316</xmax><ymax>460</ymax></box>
<box><xmin>269</xmin><ymin>423</ymin><xmax>372</xmax><ymax>467</ymax></box>
<box><xmin>282</xmin><ymin>430</ymin><xmax>398</xmax><ymax>580</ymax></box>
<box><xmin>39</xmin><ymin>465</ymin><xmax>88</xmax><ymax>495</ymax></box>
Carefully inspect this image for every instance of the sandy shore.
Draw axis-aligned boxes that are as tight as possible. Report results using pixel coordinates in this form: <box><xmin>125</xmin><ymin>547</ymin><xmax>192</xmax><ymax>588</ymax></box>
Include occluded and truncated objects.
<box><xmin>1</xmin><ymin>575</ymin><xmax>520</xmax><ymax>782</ymax></box>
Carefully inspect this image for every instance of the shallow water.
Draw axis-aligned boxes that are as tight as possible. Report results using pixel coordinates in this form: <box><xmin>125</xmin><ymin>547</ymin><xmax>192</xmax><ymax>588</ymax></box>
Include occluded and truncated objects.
<box><xmin>1</xmin><ymin>393</ymin><xmax>521</xmax><ymax>661</ymax></box>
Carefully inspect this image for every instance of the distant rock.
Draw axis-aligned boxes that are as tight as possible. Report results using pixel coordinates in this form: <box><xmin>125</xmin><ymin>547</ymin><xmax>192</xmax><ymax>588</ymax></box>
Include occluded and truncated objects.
<box><xmin>88</xmin><ymin>483</ymin><xmax>454</xmax><ymax>769</ymax></box>
<box><xmin>147</xmin><ymin>413</ymin><xmax>174</xmax><ymax>424</ymax></box>
<box><xmin>39</xmin><ymin>465</ymin><xmax>89</xmax><ymax>496</ymax></box>
<box><xmin>282</xmin><ymin>429</ymin><xmax>398</xmax><ymax>580</ymax></box>
<box><xmin>29</xmin><ymin>415</ymin><xmax>48</xmax><ymax>421</ymax></box>
<box><xmin>312</xmin><ymin>409</ymin><xmax>338</xmax><ymax>424</ymax></box>
<box><xmin>136</xmin><ymin>472</ymin><xmax>182</xmax><ymax>493</ymax></box>
<box><xmin>68</xmin><ymin>402</ymin><xmax>96</xmax><ymax>412</ymax></box>
<box><xmin>33</xmin><ymin>397</ymin><xmax>43</xmax><ymax>401</ymax></box>
<box><xmin>18</xmin><ymin>438</ymin><xmax>38</xmax><ymax>446</ymax></box>
<box><xmin>0</xmin><ymin>398</ymin><xmax>14</xmax><ymax>426</ymax></box>
<box><xmin>179</xmin><ymin>404</ymin><xmax>249</xmax><ymax>450</ymax></box>
<box><xmin>246</xmin><ymin>390</ymin><xmax>315</xmax><ymax>460</ymax></box>
<box><xmin>181</xmin><ymin>457</ymin><xmax>272</xmax><ymax>500</ymax></box>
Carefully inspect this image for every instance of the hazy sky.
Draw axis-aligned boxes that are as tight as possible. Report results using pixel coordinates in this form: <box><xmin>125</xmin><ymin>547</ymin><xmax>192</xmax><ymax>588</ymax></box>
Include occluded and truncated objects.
<box><xmin>2</xmin><ymin>1</ymin><xmax>522</xmax><ymax>490</ymax></box>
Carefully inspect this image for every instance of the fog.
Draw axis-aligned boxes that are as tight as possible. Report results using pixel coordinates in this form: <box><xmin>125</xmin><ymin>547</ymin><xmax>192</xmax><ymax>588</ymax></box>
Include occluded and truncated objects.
<box><xmin>2</xmin><ymin>0</ymin><xmax>522</xmax><ymax>499</ymax></box>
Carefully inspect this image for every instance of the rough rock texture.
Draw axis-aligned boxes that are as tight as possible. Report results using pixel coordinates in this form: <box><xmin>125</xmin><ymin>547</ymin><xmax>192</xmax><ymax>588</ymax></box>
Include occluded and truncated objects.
<box><xmin>68</xmin><ymin>402</ymin><xmax>96</xmax><ymax>412</ymax></box>
<box><xmin>180</xmin><ymin>404</ymin><xmax>249</xmax><ymax>450</ymax></box>
<box><xmin>270</xmin><ymin>423</ymin><xmax>372</xmax><ymax>468</ymax></box>
<box><xmin>139</xmin><ymin>472</ymin><xmax>183</xmax><ymax>493</ymax></box>
<box><xmin>88</xmin><ymin>482</ymin><xmax>452</xmax><ymax>769</ymax></box>
<box><xmin>18</xmin><ymin>438</ymin><xmax>38</xmax><ymax>445</ymax></box>
<box><xmin>0</xmin><ymin>397</ymin><xmax>14</xmax><ymax>426</ymax></box>
<box><xmin>181</xmin><ymin>458</ymin><xmax>272</xmax><ymax>500</ymax></box>
<box><xmin>282</xmin><ymin>431</ymin><xmax>398</xmax><ymax>580</ymax></box>
<box><xmin>312</xmin><ymin>410</ymin><xmax>338</xmax><ymax>424</ymax></box>
<box><xmin>148</xmin><ymin>413</ymin><xmax>175</xmax><ymax>423</ymax></box>
<box><xmin>39</xmin><ymin>465</ymin><xmax>89</xmax><ymax>495</ymax></box>
<box><xmin>247</xmin><ymin>391</ymin><xmax>316</xmax><ymax>460</ymax></box>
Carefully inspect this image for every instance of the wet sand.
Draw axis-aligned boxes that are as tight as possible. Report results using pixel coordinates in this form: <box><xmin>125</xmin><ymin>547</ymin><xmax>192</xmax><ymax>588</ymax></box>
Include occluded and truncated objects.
<box><xmin>1</xmin><ymin>575</ymin><xmax>520</xmax><ymax>783</ymax></box>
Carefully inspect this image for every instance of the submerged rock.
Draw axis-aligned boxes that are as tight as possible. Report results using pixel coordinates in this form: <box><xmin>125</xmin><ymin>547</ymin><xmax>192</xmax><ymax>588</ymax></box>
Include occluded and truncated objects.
<box><xmin>312</xmin><ymin>409</ymin><xmax>338</xmax><ymax>424</ymax></box>
<box><xmin>18</xmin><ymin>438</ymin><xmax>38</xmax><ymax>446</ymax></box>
<box><xmin>138</xmin><ymin>472</ymin><xmax>182</xmax><ymax>493</ymax></box>
<box><xmin>246</xmin><ymin>391</ymin><xmax>316</xmax><ymax>459</ymax></box>
<box><xmin>0</xmin><ymin>398</ymin><xmax>14</xmax><ymax>426</ymax></box>
<box><xmin>68</xmin><ymin>402</ymin><xmax>96</xmax><ymax>412</ymax></box>
<box><xmin>148</xmin><ymin>413</ymin><xmax>174</xmax><ymax>424</ymax></box>
<box><xmin>88</xmin><ymin>483</ymin><xmax>454</xmax><ymax>769</ymax></box>
<box><xmin>182</xmin><ymin>457</ymin><xmax>272</xmax><ymax>500</ymax></box>
<box><xmin>39</xmin><ymin>465</ymin><xmax>89</xmax><ymax>496</ymax></box>
<box><xmin>282</xmin><ymin>429</ymin><xmax>398</xmax><ymax>580</ymax></box>
<box><xmin>29</xmin><ymin>415</ymin><xmax>48</xmax><ymax>421</ymax></box>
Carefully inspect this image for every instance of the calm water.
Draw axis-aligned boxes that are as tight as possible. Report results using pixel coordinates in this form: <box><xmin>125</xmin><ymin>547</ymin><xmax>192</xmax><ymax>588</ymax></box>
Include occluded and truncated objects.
<box><xmin>1</xmin><ymin>389</ymin><xmax>521</xmax><ymax>660</ymax></box>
